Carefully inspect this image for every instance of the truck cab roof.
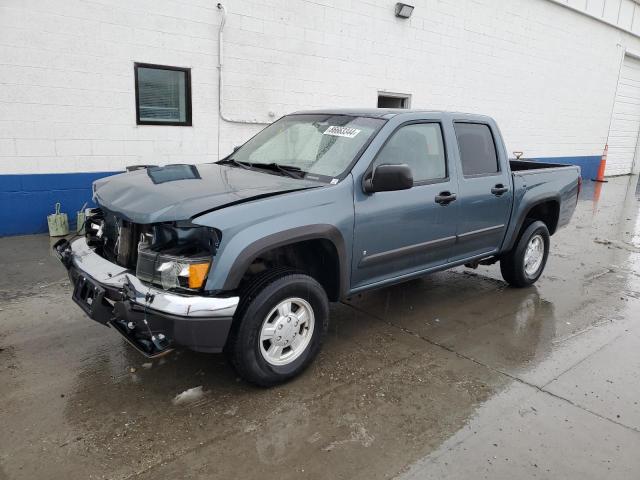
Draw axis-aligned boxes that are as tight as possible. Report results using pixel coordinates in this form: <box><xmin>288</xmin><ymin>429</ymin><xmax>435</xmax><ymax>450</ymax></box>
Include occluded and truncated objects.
<box><xmin>290</xmin><ymin>108</ymin><xmax>494</xmax><ymax>122</ymax></box>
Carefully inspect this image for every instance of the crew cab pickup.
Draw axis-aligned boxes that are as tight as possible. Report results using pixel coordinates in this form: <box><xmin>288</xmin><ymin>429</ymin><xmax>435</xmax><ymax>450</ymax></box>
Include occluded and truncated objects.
<box><xmin>54</xmin><ymin>109</ymin><xmax>580</xmax><ymax>386</ymax></box>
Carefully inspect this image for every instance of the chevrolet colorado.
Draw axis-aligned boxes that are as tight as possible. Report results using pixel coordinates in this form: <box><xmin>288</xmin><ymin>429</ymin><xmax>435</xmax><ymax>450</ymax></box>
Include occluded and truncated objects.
<box><xmin>54</xmin><ymin>109</ymin><xmax>580</xmax><ymax>386</ymax></box>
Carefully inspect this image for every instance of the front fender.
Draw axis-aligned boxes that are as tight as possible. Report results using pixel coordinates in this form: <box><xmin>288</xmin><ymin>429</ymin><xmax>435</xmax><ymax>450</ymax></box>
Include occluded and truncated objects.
<box><xmin>220</xmin><ymin>224</ymin><xmax>349</xmax><ymax>294</ymax></box>
<box><xmin>193</xmin><ymin>177</ymin><xmax>355</xmax><ymax>296</ymax></box>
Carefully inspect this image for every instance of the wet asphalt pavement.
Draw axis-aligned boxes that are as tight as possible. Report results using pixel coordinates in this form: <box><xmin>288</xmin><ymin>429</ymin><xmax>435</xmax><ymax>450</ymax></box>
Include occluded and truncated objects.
<box><xmin>1</xmin><ymin>176</ymin><xmax>639</xmax><ymax>479</ymax></box>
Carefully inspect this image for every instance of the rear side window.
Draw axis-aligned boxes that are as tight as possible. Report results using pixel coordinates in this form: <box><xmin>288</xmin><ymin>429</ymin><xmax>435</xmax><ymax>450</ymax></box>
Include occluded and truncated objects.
<box><xmin>373</xmin><ymin>123</ymin><xmax>446</xmax><ymax>182</ymax></box>
<box><xmin>454</xmin><ymin>123</ymin><xmax>499</xmax><ymax>176</ymax></box>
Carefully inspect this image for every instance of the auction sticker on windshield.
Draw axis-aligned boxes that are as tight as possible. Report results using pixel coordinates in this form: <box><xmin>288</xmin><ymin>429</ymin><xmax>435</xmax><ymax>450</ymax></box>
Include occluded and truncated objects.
<box><xmin>323</xmin><ymin>126</ymin><xmax>361</xmax><ymax>138</ymax></box>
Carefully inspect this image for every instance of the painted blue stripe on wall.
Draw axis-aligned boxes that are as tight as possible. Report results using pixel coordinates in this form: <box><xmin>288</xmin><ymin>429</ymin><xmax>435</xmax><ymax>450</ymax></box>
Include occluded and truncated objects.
<box><xmin>530</xmin><ymin>156</ymin><xmax>600</xmax><ymax>180</ymax></box>
<box><xmin>0</xmin><ymin>172</ymin><xmax>120</xmax><ymax>237</ymax></box>
<box><xmin>0</xmin><ymin>155</ymin><xmax>604</xmax><ymax>237</ymax></box>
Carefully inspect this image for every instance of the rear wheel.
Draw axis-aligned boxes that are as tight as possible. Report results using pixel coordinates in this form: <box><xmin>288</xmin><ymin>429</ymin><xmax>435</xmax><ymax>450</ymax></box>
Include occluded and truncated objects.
<box><xmin>225</xmin><ymin>269</ymin><xmax>329</xmax><ymax>386</ymax></box>
<box><xmin>500</xmin><ymin>220</ymin><xmax>550</xmax><ymax>288</ymax></box>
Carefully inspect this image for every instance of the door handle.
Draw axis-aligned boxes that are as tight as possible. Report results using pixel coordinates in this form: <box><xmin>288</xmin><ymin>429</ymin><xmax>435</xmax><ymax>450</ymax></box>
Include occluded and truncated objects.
<box><xmin>491</xmin><ymin>184</ymin><xmax>509</xmax><ymax>196</ymax></box>
<box><xmin>435</xmin><ymin>191</ymin><xmax>457</xmax><ymax>205</ymax></box>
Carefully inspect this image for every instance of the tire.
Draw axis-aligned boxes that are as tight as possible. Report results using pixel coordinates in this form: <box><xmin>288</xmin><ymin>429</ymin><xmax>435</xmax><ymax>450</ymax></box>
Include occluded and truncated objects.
<box><xmin>225</xmin><ymin>268</ymin><xmax>329</xmax><ymax>387</ymax></box>
<box><xmin>500</xmin><ymin>220</ymin><xmax>550</xmax><ymax>288</ymax></box>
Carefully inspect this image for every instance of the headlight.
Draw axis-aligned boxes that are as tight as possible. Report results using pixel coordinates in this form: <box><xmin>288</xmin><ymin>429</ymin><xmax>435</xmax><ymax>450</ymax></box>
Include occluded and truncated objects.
<box><xmin>137</xmin><ymin>248</ymin><xmax>211</xmax><ymax>291</ymax></box>
<box><xmin>135</xmin><ymin>224</ymin><xmax>218</xmax><ymax>292</ymax></box>
<box><xmin>157</xmin><ymin>258</ymin><xmax>211</xmax><ymax>290</ymax></box>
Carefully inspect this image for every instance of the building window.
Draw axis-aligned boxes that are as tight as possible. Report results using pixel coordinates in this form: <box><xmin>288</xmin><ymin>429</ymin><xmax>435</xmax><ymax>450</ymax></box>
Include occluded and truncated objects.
<box><xmin>377</xmin><ymin>92</ymin><xmax>411</xmax><ymax>108</ymax></box>
<box><xmin>134</xmin><ymin>63</ymin><xmax>192</xmax><ymax>126</ymax></box>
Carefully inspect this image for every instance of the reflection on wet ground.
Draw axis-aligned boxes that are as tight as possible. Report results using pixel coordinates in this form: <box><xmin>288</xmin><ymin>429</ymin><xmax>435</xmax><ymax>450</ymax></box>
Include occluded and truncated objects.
<box><xmin>1</xmin><ymin>176</ymin><xmax>639</xmax><ymax>479</ymax></box>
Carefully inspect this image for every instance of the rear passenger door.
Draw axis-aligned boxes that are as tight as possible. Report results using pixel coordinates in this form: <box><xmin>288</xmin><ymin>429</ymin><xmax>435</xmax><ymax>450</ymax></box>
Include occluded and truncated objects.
<box><xmin>449</xmin><ymin>122</ymin><xmax>512</xmax><ymax>262</ymax></box>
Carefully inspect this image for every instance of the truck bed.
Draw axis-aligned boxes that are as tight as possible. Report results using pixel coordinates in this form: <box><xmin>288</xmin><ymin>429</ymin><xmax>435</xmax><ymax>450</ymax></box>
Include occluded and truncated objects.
<box><xmin>509</xmin><ymin>159</ymin><xmax>570</xmax><ymax>171</ymax></box>
<box><xmin>501</xmin><ymin>159</ymin><xmax>581</xmax><ymax>254</ymax></box>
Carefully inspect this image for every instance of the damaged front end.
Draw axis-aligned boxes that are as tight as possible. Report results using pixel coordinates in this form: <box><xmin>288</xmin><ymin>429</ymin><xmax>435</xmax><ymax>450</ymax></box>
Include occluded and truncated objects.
<box><xmin>53</xmin><ymin>208</ymin><xmax>239</xmax><ymax>357</ymax></box>
<box><xmin>84</xmin><ymin>208</ymin><xmax>218</xmax><ymax>292</ymax></box>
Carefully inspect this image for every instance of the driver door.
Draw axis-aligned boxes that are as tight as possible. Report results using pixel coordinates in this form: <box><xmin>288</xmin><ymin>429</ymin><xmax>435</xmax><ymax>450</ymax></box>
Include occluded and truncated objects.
<box><xmin>351</xmin><ymin>122</ymin><xmax>460</xmax><ymax>289</ymax></box>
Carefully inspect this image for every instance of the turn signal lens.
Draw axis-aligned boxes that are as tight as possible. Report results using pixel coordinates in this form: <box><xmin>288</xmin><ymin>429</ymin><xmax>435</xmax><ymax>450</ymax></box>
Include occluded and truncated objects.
<box><xmin>188</xmin><ymin>262</ymin><xmax>211</xmax><ymax>289</ymax></box>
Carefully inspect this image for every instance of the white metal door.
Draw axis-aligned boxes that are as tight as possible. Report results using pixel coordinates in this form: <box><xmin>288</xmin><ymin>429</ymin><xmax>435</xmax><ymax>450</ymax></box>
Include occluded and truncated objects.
<box><xmin>607</xmin><ymin>55</ymin><xmax>640</xmax><ymax>176</ymax></box>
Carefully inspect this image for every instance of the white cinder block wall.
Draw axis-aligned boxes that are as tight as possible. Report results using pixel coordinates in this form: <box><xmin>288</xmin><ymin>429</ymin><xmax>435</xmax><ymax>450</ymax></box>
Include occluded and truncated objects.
<box><xmin>1</xmin><ymin>0</ymin><xmax>640</xmax><ymax>234</ymax></box>
<box><xmin>0</xmin><ymin>0</ymin><xmax>223</xmax><ymax>174</ymax></box>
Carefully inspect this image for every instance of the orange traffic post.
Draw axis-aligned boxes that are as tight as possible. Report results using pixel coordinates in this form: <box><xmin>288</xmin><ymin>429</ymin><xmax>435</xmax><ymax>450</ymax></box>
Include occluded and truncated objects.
<box><xmin>592</xmin><ymin>144</ymin><xmax>608</xmax><ymax>182</ymax></box>
<box><xmin>592</xmin><ymin>180</ymin><xmax>603</xmax><ymax>215</ymax></box>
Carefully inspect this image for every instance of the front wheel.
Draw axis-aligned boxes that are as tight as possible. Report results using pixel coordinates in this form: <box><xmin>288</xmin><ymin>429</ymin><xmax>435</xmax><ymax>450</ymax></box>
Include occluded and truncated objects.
<box><xmin>225</xmin><ymin>270</ymin><xmax>329</xmax><ymax>387</ymax></box>
<box><xmin>500</xmin><ymin>220</ymin><xmax>550</xmax><ymax>288</ymax></box>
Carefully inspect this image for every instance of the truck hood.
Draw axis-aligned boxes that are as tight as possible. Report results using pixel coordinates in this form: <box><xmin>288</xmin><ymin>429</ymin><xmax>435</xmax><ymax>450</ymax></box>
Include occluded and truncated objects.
<box><xmin>93</xmin><ymin>163</ymin><xmax>323</xmax><ymax>224</ymax></box>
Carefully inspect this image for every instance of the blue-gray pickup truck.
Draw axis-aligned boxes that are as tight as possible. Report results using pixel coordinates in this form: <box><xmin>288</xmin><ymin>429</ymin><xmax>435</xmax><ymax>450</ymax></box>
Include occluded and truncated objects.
<box><xmin>54</xmin><ymin>109</ymin><xmax>580</xmax><ymax>386</ymax></box>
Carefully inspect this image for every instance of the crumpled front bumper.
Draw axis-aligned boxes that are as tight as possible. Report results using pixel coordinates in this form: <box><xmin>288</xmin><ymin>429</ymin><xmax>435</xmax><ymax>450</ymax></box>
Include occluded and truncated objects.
<box><xmin>53</xmin><ymin>237</ymin><xmax>239</xmax><ymax>356</ymax></box>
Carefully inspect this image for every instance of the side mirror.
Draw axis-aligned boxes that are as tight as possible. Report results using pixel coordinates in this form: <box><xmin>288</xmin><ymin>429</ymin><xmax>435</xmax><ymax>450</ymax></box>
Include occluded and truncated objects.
<box><xmin>364</xmin><ymin>164</ymin><xmax>413</xmax><ymax>193</ymax></box>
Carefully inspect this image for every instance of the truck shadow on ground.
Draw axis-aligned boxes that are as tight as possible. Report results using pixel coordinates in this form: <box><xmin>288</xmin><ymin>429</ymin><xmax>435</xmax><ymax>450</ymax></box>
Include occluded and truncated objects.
<box><xmin>346</xmin><ymin>271</ymin><xmax>557</xmax><ymax>369</ymax></box>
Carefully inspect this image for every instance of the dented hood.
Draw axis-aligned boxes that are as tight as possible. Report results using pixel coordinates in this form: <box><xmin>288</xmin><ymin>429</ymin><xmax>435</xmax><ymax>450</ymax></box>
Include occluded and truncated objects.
<box><xmin>93</xmin><ymin>163</ymin><xmax>322</xmax><ymax>224</ymax></box>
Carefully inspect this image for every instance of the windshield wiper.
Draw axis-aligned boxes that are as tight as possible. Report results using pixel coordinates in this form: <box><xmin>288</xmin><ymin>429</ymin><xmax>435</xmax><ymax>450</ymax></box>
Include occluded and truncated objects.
<box><xmin>216</xmin><ymin>158</ymin><xmax>253</xmax><ymax>169</ymax></box>
<box><xmin>251</xmin><ymin>162</ymin><xmax>304</xmax><ymax>179</ymax></box>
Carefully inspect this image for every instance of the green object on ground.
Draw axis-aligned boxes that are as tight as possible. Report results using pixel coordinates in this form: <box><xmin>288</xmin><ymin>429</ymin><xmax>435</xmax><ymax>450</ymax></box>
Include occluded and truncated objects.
<box><xmin>47</xmin><ymin>202</ymin><xmax>69</xmax><ymax>237</ymax></box>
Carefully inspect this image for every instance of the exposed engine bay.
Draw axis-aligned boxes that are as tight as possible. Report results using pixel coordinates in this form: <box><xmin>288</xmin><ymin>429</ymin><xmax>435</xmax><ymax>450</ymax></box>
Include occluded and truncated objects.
<box><xmin>84</xmin><ymin>207</ymin><xmax>219</xmax><ymax>292</ymax></box>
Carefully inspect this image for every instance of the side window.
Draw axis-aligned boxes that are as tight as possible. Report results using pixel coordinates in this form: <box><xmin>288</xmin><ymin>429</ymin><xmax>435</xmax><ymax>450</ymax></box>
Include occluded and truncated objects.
<box><xmin>373</xmin><ymin>123</ymin><xmax>446</xmax><ymax>182</ymax></box>
<box><xmin>454</xmin><ymin>123</ymin><xmax>499</xmax><ymax>176</ymax></box>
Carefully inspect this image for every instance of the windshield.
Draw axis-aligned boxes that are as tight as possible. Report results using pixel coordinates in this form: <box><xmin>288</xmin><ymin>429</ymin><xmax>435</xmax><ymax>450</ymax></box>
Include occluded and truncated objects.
<box><xmin>229</xmin><ymin>114</ymin><xmax>385</xmax><ymax>181</ymax></box>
